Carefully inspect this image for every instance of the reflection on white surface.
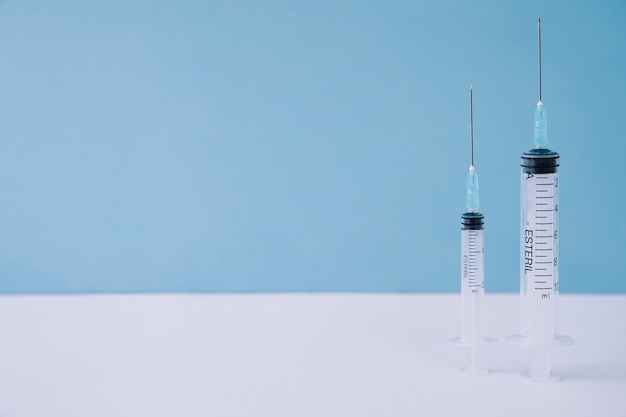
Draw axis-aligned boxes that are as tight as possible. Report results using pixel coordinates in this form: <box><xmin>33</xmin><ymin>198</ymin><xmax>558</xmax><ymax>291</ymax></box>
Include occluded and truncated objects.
<box><xmin>0</xmin><ymin>294</ymin><xmax>623</xmax><ymax>416</ymax></box>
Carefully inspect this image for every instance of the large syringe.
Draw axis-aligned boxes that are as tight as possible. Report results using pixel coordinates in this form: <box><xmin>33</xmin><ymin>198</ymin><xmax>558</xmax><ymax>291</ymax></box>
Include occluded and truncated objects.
<box><xmin>449</xmin><ymin>87</ymin><xmax>496</xmax><ymax>375</ymax></box>
<box><xmin>507</xmin><ymin>18</ymin><xmax>573</xmax><ymax>382</ymax></box>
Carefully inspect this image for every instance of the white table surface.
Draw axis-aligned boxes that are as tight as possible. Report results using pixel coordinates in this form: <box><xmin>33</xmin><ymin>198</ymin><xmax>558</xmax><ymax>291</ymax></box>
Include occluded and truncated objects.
<box><xmin>0</xmin><ymin>293</ymin><xmax>623</xmax><ymax>417</ymax></box>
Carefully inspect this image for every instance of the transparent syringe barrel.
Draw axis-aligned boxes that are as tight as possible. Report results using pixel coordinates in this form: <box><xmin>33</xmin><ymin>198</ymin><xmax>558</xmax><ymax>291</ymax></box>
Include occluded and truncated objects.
<box><xmin>461</xmin><ymin>213</ymin><xmax>485</xmax><ymax>346</ymax></box>
<box><xmin>520</xmin><ymin>150</ymin><xmax>559</xmax><ymax>347</ymax></box>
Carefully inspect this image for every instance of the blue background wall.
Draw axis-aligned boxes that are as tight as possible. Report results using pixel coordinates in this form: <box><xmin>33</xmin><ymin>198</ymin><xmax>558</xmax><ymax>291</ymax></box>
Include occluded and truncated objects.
<box><xmin>0</xmin><ymin>0</ymin><xmax>624</xmax><ymax>294</ymax></box>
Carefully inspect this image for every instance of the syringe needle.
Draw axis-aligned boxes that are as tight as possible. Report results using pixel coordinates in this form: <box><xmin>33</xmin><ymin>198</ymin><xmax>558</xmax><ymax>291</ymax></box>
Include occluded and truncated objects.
<box><xmin>538</xmin><ymin>17</ymin><xmax>542</xmax><ymax>102</ymax></box>
<box><xmin>533</xmin><ymin>17</ymin><xmax>548</xmax><ymax>148</ymax></box>
<box><xmin>470</xmin><ymin>86</ymin><xmax>474</xmax><ymax>167</ymax></box>
<box><xmin>466</xmin><ymin>86</ymin><xmax>479</xmax><ymax>213</ymax></box>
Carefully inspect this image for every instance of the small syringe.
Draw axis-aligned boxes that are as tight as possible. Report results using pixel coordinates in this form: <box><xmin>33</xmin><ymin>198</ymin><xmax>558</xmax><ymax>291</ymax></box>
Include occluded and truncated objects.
<box><xmin>449</xmin><ymin>87</ymin><xmax>496</xmax><ymax>375</ymax></box>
